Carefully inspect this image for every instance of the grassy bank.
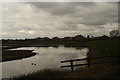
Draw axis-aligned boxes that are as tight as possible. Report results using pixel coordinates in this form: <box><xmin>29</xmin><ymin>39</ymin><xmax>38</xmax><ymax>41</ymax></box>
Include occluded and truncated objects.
<box><xmin>2</xmin><ymin>49</ymin><xmax>36</xmax><ymax>62</ymax></box>
<box><xmin>86</xmin><ymin>38</ymin><xmax>119</xmax><ymax>57</ymax></box>
<box><xmin>10</xmin><ymin>66</ymin><xmax>120</xmax><ymax>80</ymax></box>
<box><xmin>10</xmin><ymin>69</ymin><xmax>69</xmax><ymax>80</ymax></box>
<box><xmin>84</xmin><ymin>38</ymin><xmax>120</xmax><ymax>78</ymax></box>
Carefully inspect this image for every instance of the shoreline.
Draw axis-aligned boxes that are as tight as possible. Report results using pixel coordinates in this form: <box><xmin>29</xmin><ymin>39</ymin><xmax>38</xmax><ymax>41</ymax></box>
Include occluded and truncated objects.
<box><xmin>2</xmin><ymin>49</ymin><xmax>36</xmax><ymax>62</ymax></box>
<box><xmin>2</xmin><ymin>45</ymin><xmax>86</xmax><ymax>62</ymax></box>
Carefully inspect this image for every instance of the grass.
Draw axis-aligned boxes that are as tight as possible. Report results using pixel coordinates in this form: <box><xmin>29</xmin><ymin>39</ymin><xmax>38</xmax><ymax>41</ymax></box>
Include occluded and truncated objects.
<box><xmin>2</xmin><ymin>49</ymin><xmax>36</xmax><ymax>62</ymax></box>
<box><xmin>84</xmin><ymin>38</ymin><xmax>120</xmax><ymax>78</ymax></box>
<box><xmin>8</xmin><ymin>65</ymin><xmax>120</xmax><ymax>80</ymax></box>
<box><xmin>10</xmin><ymin>69</ymin><xmax>69</xmax><ymax>80</ymax></box>
<box><xmin>86</xmin><ymin>38</ymin><xmax>119</xmax><ymax>57</ymax></box>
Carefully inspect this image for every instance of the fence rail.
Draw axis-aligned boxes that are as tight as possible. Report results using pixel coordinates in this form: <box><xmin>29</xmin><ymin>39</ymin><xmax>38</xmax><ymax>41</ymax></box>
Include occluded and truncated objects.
<box><xmin>61</xmin><ymin>55</ymin><xmax>120</xmax><ymax>71</ymax></box>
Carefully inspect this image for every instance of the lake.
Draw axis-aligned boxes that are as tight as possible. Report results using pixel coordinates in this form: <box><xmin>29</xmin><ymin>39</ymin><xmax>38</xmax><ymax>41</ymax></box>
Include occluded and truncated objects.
<box><xmin>2</xmin><ymin>46</ymin><xmax>89</xmax><ymax>78</ymax></box>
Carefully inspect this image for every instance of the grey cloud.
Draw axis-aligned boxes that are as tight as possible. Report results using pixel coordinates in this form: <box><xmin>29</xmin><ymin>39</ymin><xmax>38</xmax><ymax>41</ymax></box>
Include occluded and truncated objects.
<box><xmin>28</xmin><ymin>2</ymin><xmax>95</xmax><ymax>16</ymax></box>
<box><xmin>27</xmin><ymin>2</ymin><xmax>60</xmax><ymax>9</ymax></box>
<box><xmin>58</xmin><ymin>24</ymin><xmax>79</xmax><ymax>31</ymax></box>
<box><xmin>28</xmin><ymin>2</ymin><xmax>118</xmax><ymax>25</ymax></box>
<box><xmin>65</xmin><ymin>3</ymin><xmax>118</xmax><ymax>25</ymax></box>
<box><xmin>2</xmin><ymin>2</ymin><xmax>118</xmax><ymax>39</ymax></box>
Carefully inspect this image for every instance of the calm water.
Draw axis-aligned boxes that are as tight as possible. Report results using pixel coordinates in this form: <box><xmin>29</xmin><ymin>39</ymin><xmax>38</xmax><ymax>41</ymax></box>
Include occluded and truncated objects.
<box><xmin>2</xmin><ymin>46</ymin><xmax>89</xmax><ymax>78</ymax></box>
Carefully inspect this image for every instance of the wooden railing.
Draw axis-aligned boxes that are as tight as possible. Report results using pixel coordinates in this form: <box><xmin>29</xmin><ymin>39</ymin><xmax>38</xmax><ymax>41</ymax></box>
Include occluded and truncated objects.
<box><xmin>61</xmin><ymin>55</ymin><xmax>120</xmax><ymax>71</ymax></box>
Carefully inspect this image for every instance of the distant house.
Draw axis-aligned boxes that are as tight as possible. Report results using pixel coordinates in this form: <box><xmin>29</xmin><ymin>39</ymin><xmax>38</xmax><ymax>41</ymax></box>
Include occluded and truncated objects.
<box><xmin>109</xmin><ymin>30</ymin><xmax>120</xmax><ymax>37</ymax></box>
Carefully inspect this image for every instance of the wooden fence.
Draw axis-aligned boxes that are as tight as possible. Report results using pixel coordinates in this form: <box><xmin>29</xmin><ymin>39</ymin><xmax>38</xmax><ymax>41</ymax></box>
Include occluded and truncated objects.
<box><xmin>61</xmin><ymin>55</ymin><xmax>120</xmax><ymax>71</ymax></box>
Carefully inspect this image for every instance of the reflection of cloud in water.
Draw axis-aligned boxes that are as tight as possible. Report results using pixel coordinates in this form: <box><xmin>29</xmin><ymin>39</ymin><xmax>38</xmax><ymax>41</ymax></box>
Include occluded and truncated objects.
<box><xmin>58</xmin><ymin>53</ymin><xmax>79</xmax><ymax>60</ymax></box>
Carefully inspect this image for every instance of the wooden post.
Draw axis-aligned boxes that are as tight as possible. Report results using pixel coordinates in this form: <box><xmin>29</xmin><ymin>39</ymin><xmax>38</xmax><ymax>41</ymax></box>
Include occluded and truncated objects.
<box><xmin>117</xmin><ymin>55</ymin><xmax>120</xmax><ymax>65</ymax></box>
<box><xmin>87</xmin><ymin>58</ymin><xmax>90</xmax><ymax>68</ymax></box>
<box><xmin>70</xmin><ymin>60</ymin><xmax>74</xmax><ymax>71</ymax></box>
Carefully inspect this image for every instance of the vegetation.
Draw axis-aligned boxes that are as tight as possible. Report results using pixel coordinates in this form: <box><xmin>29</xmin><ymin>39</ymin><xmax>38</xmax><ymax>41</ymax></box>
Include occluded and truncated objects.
<box><xmin>86</xmin><ymin>38</ymin><xmax>119</xmax><ymax>57</ymax></box>
<box><xmin>2</xmin><ymin>35</ymin><xmax>111</xmax><ymax>48</ymax></box>
<box><xmin>10</xmin><ymin>69</ymin><xmax>69</xmax><ymax>80</ymax></box>
<box><xmin>2</xmin><ymin>49</ymin><xmax>36</xmax><ymax>62</ymax></box>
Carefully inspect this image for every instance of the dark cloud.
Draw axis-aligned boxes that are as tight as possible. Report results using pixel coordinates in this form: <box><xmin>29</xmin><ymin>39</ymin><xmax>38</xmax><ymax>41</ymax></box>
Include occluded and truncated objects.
<box><xmin>28</xmin><ymin>2</ymin><xmax>118</xmax><ymax>25</ymax></box>
<box><xmin>28</xmin><ymin>2</ymin><xmax>95</xmax><ymax>16</ymax></box>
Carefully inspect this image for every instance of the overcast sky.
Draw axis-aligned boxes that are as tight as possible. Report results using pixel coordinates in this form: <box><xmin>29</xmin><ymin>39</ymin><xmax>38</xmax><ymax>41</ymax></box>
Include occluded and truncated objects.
<box><xmin>2</xmin><ymin>2</ymin><xmax>118</xmax><ymax>39</ymax></box>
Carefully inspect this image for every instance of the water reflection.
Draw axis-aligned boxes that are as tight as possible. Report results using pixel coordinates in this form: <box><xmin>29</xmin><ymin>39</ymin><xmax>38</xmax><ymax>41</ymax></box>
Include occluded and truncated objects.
<box><xmin>2</xmin><ymin>46</ymin><xmax>89</xmax><ymax>78</ymax></box>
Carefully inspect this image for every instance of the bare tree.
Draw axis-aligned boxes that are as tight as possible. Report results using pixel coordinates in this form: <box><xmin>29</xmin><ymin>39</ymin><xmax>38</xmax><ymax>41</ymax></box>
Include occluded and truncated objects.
<box><xmin>109</xmin><ymin>30</ymin><xmax>120</xmax><ymax>37</ymax></box>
